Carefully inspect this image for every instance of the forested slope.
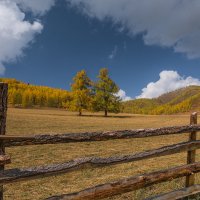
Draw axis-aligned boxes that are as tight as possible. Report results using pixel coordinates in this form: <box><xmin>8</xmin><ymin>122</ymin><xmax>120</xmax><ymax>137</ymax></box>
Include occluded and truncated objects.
<box><xmin>0</xmin><ymin>78</ymin><xmax>71</xmax><ymax>108</ymax></box>
<box><xmin>122</xmin><ymin>86</ymin><xmax>200</xmax><ymax>114</ymax></box>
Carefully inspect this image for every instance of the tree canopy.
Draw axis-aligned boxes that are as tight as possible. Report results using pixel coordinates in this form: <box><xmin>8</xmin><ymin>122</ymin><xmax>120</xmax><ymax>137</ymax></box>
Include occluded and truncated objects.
<box><xmin>70</xmin><ymin>70</ymin><xmax>92</xmax><ymax>116</ymax></box>
<box><xmin>92</xmin><ymin>68</ymin><xmax>121</xmax><ymax>117</ymax></box>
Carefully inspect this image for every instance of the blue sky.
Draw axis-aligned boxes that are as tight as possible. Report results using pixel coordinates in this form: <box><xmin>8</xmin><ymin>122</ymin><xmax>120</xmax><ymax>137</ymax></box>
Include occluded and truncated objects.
<box><xmin>1</xmin><ymin>0</ymin><xmax>200</xmax><ymax>99</ymax></box>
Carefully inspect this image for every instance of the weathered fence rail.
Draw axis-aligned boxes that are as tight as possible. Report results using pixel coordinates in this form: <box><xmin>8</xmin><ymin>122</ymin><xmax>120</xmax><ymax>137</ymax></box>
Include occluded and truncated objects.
<box><xmin>0</xmin><ymin>140</ymin><xmax>200</xmax><ymax>185</ymax></box>
<box><xmin>0</xmin><ymin>82</ymin><xmax>200</xmax><ymax>200</ymax></box>
<box><xmin>1</xmin><ymin>125</ymin><xmax>200</xmax><ymax>147</ymax></box>
<box><xmin>46</xmin><ymin>162</ymin><xmax>200</xmax><ymax>200</ymax></box>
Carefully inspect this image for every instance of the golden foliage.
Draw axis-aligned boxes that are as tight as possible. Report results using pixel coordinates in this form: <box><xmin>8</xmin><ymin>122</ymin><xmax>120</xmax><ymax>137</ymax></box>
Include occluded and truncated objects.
<box><xmin>1</xmin><ymin>78</ymin><xmax>71</xmax><ymax>108</ymax></box>
<box><xmin>122</xmin><ymin>86</ymin><xmax>200</xmax><ymax>115</ymax></box>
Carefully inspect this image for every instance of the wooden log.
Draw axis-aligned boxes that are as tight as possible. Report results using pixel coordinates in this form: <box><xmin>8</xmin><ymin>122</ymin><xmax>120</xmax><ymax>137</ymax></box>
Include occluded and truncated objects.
<box><xmin>146</xmin><ymin>185</ymin><xmax>200</xmax><ymax>200</ymax></box>
<box><xmin>186</xmin><ymin>112</ymin><xmax>198</xmax><ymax>187</ymax></box>
<box><xmin>2</xmin><ymin>125</ymin><xmax>200</xmax><ymax>147</ymax></box>
<box><xmin>0</xmin><ymin>155</ymin><xmax>10</xmax><ymax>165</ymax></box>
<box><xmin>0</xmin><ymin>83</ymin><xmax>8</xmax><ymax>200</ymax></box>
<box><xmin>0</xmin><ymin>141</ymin><xmax>199</xmax><ymax>184</ymax></box>
<box><xmin>45</xmin><ymin>162</ymin><xmax>200</xmax><ymax>200</ymax></box>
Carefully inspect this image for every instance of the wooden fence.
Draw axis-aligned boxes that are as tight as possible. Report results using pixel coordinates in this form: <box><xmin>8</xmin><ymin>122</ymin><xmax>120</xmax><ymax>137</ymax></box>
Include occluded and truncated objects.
<box><xmin>0</xmin><ymin>82</ymin><xmax>200</xmax><ymax>200</ymax></box>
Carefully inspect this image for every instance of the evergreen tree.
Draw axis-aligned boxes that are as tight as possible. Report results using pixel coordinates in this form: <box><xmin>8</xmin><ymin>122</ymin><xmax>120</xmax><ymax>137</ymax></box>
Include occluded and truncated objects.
<box><xmin>93</xmin><ymin>68</ymin><xmax>121</xmax><ymax>117</ymax></box>
<box><xmin>70</xmin><ymin>70</ymin><xmax>92</xmax><ymax>116</ymax></box>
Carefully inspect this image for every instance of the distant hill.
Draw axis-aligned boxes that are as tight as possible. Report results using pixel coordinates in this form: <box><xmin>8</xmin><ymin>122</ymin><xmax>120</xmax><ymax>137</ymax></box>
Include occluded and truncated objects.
<box><xmin>122</xmin><ymin>86</ymin><xmax>200</xmax><ymax>114</ymax></box>
<box><xmin>2</xmin><ymin>78</ymin><xmax>200</xmax><ymax>114</ymax></box>
<box><xmin>0</xmin><ymin>78</ymin><xmax>71</xmax><ymax>108</ymax></box>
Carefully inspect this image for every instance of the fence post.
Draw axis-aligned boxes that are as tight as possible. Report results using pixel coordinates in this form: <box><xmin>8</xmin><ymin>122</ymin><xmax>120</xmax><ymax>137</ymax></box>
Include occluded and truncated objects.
<box><xmin>186</xmin><ymin>112</ymin><xmax>197</xmax><ymax>188</ymax></box>
<box><xmin>0</xmin><ymin>83</ymin><xmax>8</xmax><ymax>200</ymax></box>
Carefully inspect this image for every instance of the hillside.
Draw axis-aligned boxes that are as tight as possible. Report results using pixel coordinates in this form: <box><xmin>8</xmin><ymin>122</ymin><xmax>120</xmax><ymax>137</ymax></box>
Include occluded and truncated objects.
<box><xmin>0</xmin><ymin>78</ymin><xmax>71</xmax><ymax>108</ymax></box>
<box><xmin>2</xmin><ymin>78</ymin><xmax>200</xmax><ymax>114</ymax></box>
<box><xmin>122</xmin><ymin>85</ymin><xmax>200</xmax><ymax>114</ymax></box>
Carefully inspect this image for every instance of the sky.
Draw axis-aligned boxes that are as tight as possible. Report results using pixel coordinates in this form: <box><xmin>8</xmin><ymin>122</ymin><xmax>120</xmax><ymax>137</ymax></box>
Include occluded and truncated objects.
<box><xmin>1</xmin><ymin>0</ymin><xmax>200</xmax><ymax>100</ymax></box>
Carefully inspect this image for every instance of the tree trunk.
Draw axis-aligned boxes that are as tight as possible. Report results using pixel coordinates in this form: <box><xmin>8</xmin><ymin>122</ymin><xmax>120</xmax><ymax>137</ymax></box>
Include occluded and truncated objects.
<box><xmin>104</xmin><ymin>109</ymin><xmax>108</xmax><ymax>117</ymax></box>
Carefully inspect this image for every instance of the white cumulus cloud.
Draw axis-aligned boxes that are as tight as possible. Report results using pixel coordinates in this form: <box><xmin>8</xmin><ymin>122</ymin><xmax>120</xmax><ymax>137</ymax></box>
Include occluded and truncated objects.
<box><xmin>0</xmin><ymin>0</ymin><xmax>55</xmax><ymax>74</ymax></box>
<box><xmin>137</xmin><ymin>70</ymin><xmax>200</xmax><ymax>99</ymax></box>
<box><xmin>68</xmin><ymin>0</ymin><xmax>200</xmax><ymax>59</ymax></box>
<box><xmin>116</xmin><ymin>89</ymin><xmax>132</xmax><ymax>101</ymax></box>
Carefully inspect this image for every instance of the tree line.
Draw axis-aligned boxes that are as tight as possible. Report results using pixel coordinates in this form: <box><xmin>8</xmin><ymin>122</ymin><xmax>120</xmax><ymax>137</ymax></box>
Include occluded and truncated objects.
<box><xmin>3</xmin><ymin>68</ymin><xmax>121</xmax><ymax>117</ymax></box>
<box><xmin>6</xmin><ymin>79</ymin><xmax>71</xmax><ymax>108</ymax></box>
<box><xmin>3</xmin><ymin>72</ymin><xmax>196</xmax><ymax>115</ymax></box>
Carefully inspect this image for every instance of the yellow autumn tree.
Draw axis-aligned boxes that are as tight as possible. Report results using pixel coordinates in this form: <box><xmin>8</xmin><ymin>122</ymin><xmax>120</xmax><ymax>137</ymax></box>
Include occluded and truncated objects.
<box><xmin>70</xmin><ymin>70</ymin><xmax>92</xmax><ymax>116</ymax></box>
<box><xmin>92</xmin><ymin>68</ymin><xmax>121</xmax><ymax>117</ymax></box>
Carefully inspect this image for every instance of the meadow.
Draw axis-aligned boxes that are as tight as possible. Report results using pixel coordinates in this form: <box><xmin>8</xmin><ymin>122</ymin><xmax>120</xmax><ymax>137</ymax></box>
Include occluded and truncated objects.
<box><xmin>4</xmin><ymin>108</ymin><xmax>200</xmax><ymax>199</ymax></box>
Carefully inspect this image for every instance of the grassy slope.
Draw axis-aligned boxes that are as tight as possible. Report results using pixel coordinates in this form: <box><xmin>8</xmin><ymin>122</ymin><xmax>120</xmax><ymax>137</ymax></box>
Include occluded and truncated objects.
<box><xmin>4</xmin><ymin>108</ymin><xmax>200</xmax><ymax>200</ymax></box>
<box><xmin>157</xmin><ymin>85</ymin><xmax>200</xmax><ymax>104</ymax></box>
<box><xmin>123</xmin><ymin>85</ymin><xmax>200</xmax><ymax>114</ymax></box>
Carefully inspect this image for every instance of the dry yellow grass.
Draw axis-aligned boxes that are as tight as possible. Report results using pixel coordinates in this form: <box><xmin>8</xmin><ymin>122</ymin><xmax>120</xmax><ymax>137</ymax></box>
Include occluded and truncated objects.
<box><xmin>4</xmin><ymin>108</ymin><xmax>200</xmax><ymax>199</ymax></box>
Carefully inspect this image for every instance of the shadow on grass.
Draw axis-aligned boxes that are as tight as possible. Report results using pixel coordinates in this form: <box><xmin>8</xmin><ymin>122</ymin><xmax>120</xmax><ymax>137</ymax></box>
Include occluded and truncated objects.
<box><xmin>11</xmin><ymin>107</ymin><xmax>139</xmax><ymax>118</ymax></box>
<box><xmin>79</xmin><ymin>114</ymin><xmax>135</xmax><ymax>118</ymax></box>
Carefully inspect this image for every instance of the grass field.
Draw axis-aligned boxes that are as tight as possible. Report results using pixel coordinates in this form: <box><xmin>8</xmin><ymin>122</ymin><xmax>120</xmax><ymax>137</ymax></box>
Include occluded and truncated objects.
<box><xmin>4</xmin><ymin>108</ymin><xmax>200</xmax><ymax>199</ymax></box>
